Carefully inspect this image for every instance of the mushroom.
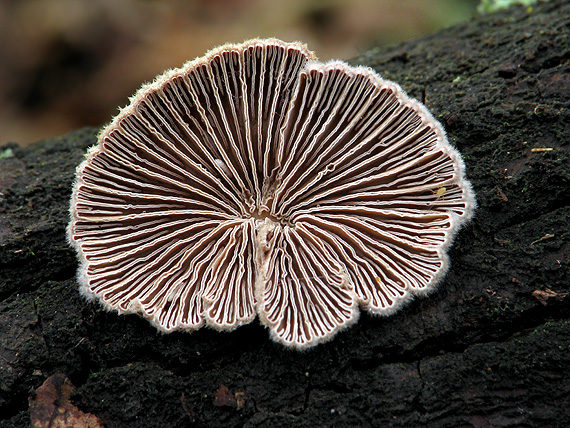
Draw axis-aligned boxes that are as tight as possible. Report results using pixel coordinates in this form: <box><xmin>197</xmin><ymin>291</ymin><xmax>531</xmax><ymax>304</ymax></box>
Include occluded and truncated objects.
<box><xmin>68</xmin><ymin>38</ymin><xmax>475</xmax><ymax>349</ymax></box>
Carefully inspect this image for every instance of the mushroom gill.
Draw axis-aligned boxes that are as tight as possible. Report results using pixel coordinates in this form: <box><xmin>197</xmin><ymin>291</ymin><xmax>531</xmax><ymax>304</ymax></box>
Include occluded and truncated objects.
<box><xmin>68</xmin><ymin>38</ymin><xmax>476</xmax><ymax>349</ymax></box>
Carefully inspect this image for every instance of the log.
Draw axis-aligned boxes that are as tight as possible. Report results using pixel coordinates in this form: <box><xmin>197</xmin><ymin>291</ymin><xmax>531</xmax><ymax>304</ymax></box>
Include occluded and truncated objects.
<box><xmin>1</xmin><ymin>1</ymin><xmax>569</xmax><ymax>426</ymax></box>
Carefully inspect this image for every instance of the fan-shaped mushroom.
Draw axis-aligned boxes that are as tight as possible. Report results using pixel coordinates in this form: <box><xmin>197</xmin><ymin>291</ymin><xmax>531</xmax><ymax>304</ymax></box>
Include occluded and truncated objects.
<box><xmin>68</xmin><ymin>39</ymin><xmax>475</xmax><ymax>348</ymax></box>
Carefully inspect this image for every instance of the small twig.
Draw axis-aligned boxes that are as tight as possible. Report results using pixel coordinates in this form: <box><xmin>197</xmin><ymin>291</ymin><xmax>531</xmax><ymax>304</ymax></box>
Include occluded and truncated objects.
<box><xmin>530</xmin><ymin>233</ymin><xmax>554</xmax><ymax>246</ymax></box>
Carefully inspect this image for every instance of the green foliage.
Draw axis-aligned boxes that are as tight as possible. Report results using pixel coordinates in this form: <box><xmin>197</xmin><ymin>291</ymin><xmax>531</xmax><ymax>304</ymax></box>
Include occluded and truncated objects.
<box><xmin>478</xmin><ymin>0</ymin><xmax>538</xmax><ymax>13</ymax></box>
<box><xmin>0</xmin><ymin>147</ymin><xmax>14</xmax><ymax>159</ymax></box>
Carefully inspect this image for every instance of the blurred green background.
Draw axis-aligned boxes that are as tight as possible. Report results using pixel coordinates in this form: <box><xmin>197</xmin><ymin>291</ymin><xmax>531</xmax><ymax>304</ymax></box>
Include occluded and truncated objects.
<box><xmin>0</xmin><ymin>0</ymin><xmax>481</xmax><ymax>146</ymax></box>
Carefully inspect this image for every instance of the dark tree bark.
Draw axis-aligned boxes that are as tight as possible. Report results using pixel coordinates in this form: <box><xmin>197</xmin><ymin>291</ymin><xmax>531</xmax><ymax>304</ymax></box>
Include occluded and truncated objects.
<box><xmin>1</xmin><ymin>1</ymin><xmax>569</xmax><ymax>427</ymax></box>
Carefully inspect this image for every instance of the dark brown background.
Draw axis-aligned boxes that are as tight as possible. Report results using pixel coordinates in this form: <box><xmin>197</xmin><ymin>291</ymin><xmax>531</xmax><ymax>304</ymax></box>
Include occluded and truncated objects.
<box><xmin>0</xmin><ymin>0</ymin><xmax>478</xmax><ymax>147</ymax></box>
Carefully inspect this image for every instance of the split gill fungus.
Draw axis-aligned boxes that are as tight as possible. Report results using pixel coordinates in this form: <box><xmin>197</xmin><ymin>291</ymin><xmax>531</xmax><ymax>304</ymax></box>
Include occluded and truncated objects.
<box><xmin>68</xmin><ymin>39</ymin><xmax>476</xmax><ymax>349</ymax></box>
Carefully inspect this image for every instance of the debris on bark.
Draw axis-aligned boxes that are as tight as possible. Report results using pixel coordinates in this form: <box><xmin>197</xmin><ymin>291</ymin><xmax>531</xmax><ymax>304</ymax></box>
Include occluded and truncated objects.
<box><xmin>29</xmin><ymin>373</ymin><xmax>104</xmax><ymax>428</ymax></box>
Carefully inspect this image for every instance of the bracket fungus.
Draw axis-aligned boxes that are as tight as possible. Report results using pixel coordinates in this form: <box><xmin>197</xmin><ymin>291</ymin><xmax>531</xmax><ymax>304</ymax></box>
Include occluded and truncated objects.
<box><xmin>68</xmin><ymin>39</ymin><xmax>475</xmax><ymax>349</ymax></box>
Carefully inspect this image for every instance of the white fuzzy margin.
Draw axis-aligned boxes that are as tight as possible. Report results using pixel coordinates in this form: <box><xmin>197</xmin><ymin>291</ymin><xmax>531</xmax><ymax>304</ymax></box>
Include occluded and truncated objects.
<box><xmin>67</xmin><ymin>38</ymin><xmax>476</xmax><ymax>350</ymax></box>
